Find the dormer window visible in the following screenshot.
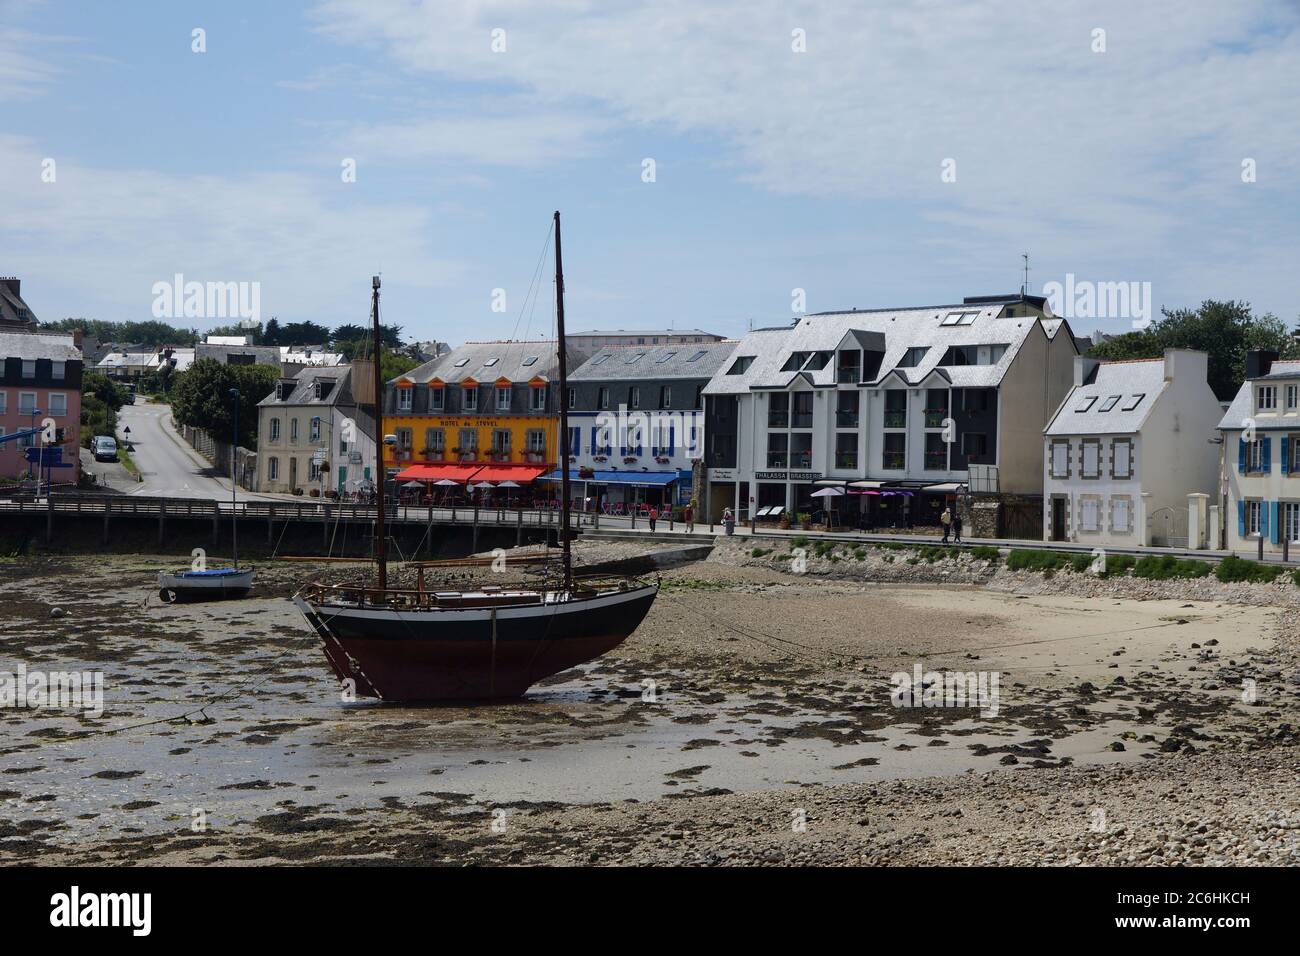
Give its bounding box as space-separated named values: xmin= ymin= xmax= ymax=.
xmin=897 ymin=347 xmax=928 ymax=368
xmin=1287 ymin=384 xmax=1299 ymax=410
xmin=804 ymin=351 xmax=832 ymax=371
xmin=463 ymin=386 xmax=478 ymax=411
xmin=397 ymin=388 xmax=413 ymax=412
xmin=727 ymin=356 xmax=755 ymax=375
xmin=1257 ymin=385 xmax=1277 ymax=412
xmin=781 ymin=351 xmax=811 ymax=372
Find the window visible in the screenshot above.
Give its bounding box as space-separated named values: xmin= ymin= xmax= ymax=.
xmin=496 ymin=386 xmax=512 ymax=411
xmin=805 ymin=351 xmax=832 ymax=370
xmin=1284 ymin=502 xmax=1300 ymax=543
xmin=309 ymin=417 xmax=322 ymax=443
xmin=686 ymin=350 xmax=708 ymax=362
xmin=835 ymin=433 xmax=858 ymax=469
xmin=457 ymin=428 xmax=478 ymax=454
xmin=961 ymin=389 xmax=990 ymax=412
xmin=962 ymin=433 xmax=989 ymax=462
xmin=791 ymin=392 xmax=813 ymax=428
xmin=836 ymin=390 xmax=859 ymax=428
xmin=884 ymin=390 xmax=907 ymax=428
xmin=526 ymin=429 xmax=546 ymax=453
xmin=1075 ymin=396 xmax=1097 ymax=412
xmin=660 ymin=386 xmax=672 ymax=409
xmin=1082 ymin=440 xmax=1100 ymax=477
xmin=521 ymin=356 xmax=538 ymax=367
xmin=629 ymin=386 xmax=640 ymax=409
xmin=567 ymin=387 xmax=576 ymax=410
xmin=453 ymin=358 xmax=470 ymax=367
xmin=1050 ymin=440 xmax=1070 ymax=479
xmin=768 ymin=393 xmax=789 ymax=428
xmin=1245 ymin=500 xmax=1262 ymax=537
xmin=1080 ymin=497 xmax=1101 ymax=532
xmin=924 ymin=432 xmax=946 ymax=471
xmin=270 ymin=418 xmax=281 ymax=442
xmin=51 ymin=361 xmax=65 ymax=381
xmin=492 ymin=429 xmax=512 ymax=457
xmin=790 ymin=432 xmax=812 ymax=468
xmin=591 ymin=355 xmax=612 ymax=366
xmin=397 ymin=388 xmax=413 ymax=411
xmin=1257 ymin=386 xmax=1277 ymax=411
xmin=726 ymin=356 xmax=755 ymax=375
xmin=625 ymin=352 xmax=646 ymax=365
xmin=396 ymin=427 xmax=412 ymax=449
xmin=1247 ymin=439 xmax=1264 ymax=472
xmin=568 ymin=426 xmax=581 ymax=455
xmin=463 ymin=387 xmax=478 ymax=411
xmin=290 ymin=418 xmax=299 ymax=443
xmin=1120 ymin=394 xmax=1145 ymax=412
xmin=18 ymin=391 xmax=37 ymax=415
xmin=430 ymin=387 xmax=445 ymax=411
xmin=1291 ymin=436 xmax=1300 ymax=473
xmin=530 ymin=386 xmax=546 ymax=411
xmin=766 ymin=433 xmax=788 ymax=468
xmin=941 ymin=310 xmax=979 ymax=326
xmin=48 ymin=393 xmax=67 ymax=416
xmin=1288 ymin=385 xmax=1299 ymax=411
xmin=780 ymin=351 xmax=810 ymax=372
xmin=941 ymin=344 xmax=1007 ymax=366
xmin=882 ymin=433 xmax=906 ymax=470
xmin=309 ymin=460 xmax=323 ymax=482
xmin=0 ymin=392 xmax=6 ymax=414
xmin=897 ymin=347 xmax=927 ymax=368
xmin=1112 ymin=497 xmax=1132 ymax=533
xmin=597 ymin=387 xmax=610 ymax=409
xmin=655 ymin=351 xmax=677 ymax=364
xmin=268 ymin=457 xmax=279 ymax=481
xmin=482 ymin=358 xmax=499 ymax=368
xmin=1112 ymin=439 xmax=1132 ymax=479
xmin=1099 ymin=395 xmax=1121 ymax=412
xmin=21 ymin=360 xmax=35 ymax=379
xmin=424 ymin=429 xmax=445 ymax=455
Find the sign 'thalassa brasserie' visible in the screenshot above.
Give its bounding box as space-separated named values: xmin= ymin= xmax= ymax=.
xmin=754 ymin=471 xmax=821 ymax=481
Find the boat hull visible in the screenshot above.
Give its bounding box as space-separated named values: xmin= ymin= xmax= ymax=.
xmin=158 ymin=569 xmax=255 ymax=603
xmin=293 ymin=582 xmax=657 ymax=701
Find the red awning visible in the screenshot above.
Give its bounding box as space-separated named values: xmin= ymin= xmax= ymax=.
xmin=394 ymin=463 xmax=482 ymax=483
xmin=471 ymin=465 xmax=547 ymax=484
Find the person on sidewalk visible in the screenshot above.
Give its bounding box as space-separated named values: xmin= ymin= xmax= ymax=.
xmin=723 ymin=507 xmax=735 ymax=536
xmin=952 ymin=511 xmax=963 ymax=543
xmin=684 ymin=500 xmax=695 ymax=533
xmin=648 ymin=506 xmax=658 ymax=532
xmin=940 ymin=507 xmax=952 ymax=544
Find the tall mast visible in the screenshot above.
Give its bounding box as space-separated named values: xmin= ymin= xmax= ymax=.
xmin=553 ymin=211 xmax=573 ymax=592
xmin=371 ymin=275 xmax=387 ymax=591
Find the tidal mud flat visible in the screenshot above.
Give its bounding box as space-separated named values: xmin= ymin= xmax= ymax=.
xmin=1 ymin=544 xmax=1298 ymax=866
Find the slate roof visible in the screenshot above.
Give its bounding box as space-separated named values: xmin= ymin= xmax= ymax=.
xmin=392 ymin=340 xmax=574 ymax=386
xmin=703 ymin=298 xmax=1068 ymax=396
xmin=258 ymin=365 xmax=354 ymax=408
xmin=1044 ymin=359 xmax=1168 ymax=436
xmin=0 ymin=330 xmax=81 ymax=361
xmin=569 ymin=341 xmax=737 ymax=381
xmin=1218 ymin=360 xmax=1300 ymax=431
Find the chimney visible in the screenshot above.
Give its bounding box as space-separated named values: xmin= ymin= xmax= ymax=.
xmin=1245 ymin=349 xmax=1278 ymax=380
xmin=1073 ymin=355 xmax=1100 ymax=387
xmin=1163 ymin=348 xmax=1207 ymax=383
xmin=71 ymin=329 xmax=83 ymax=349
xmin=0 ymin=277 xmax=19 ymax=297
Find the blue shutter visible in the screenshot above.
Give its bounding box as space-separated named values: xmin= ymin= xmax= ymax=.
xmin=1284 ymin=437 xmax=1292 ymax=476
xmin=1238 ymin=500 xmax=1246 ymax=537
xmin=1260 ymin=500 xmax=1271 ymax=540
xmin=667 ymin=425 xmax=675 ymax=455
xmin=569 ymin=427 xmax=580 ymax=455
xmin=1263 ymin=437 xmax=1272 ymax=471
xmin=1271 ymin=501 xmax=1281 ymax=545
xmin=1238 ymin=438 xmax=1247 ymax=473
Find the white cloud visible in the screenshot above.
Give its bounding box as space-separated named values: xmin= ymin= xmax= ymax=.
xmin=0 ymin=134 xmax=466 ymax=325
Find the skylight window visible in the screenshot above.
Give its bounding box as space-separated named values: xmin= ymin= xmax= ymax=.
xmin=1075 ymin=396 xmax=1097 ymax=412
xmin=521 ymin=356 xmax=538 ymax=366
xmin=1121 ymin=394 xmax=1145 ymax=411
xmin=625 ymin=351 xmax=646 ymax=364
xmin=453 ymin=358 xmax=469 ymax=367
xmin=941 ymin=310 xmax=979 ymax=326
xmin=655 ymin=351 xmax=678 ymax=364
xmin=591 ymin=354 xmax=612 ymax=365
xmin=482 ymin=357 xmax=499 ymax=367
xmin=1099 ymin=395 xmax=1121 ymax=412
xmin=686 ymin=350 xmax=708 ymax=362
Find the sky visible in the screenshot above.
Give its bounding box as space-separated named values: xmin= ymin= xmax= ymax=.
xmin=3 ymin=0 xmax=1299 ymax=343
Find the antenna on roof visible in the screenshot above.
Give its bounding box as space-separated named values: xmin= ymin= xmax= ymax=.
xmin=1021 ymin=253 xmax=1030 ymax=296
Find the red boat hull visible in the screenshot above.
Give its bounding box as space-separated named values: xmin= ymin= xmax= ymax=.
xmin=294 ymin=583 xmax=657 ymax=702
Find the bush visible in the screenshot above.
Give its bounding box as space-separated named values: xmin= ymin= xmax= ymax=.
xmin=917 ymin=545 xmax=959 ymax=563
xmin=1293 ymin=568 xmax=1300 ymax=587
xmin=1006 ymin=549 xmax=1069 ymax=572
xmin=813 ymin=541 xmax=835 ymax=557
xmin=1215 ymin=554 xmax=1284 ymax=584
xmin=1100 ymin=554 xmax=1136 ymax=577
xmin=969 ymin=546 xmax=1000 ymax=563
xmin=790 ymin=536 xmax=809 ymax=549
xmin=852 ymin=547 xmax=866 ymax=560
xmin=1132 ymin=554 xmax=1212 ymax=580
xmin=750 ymin=548 xmax=771 ymax=558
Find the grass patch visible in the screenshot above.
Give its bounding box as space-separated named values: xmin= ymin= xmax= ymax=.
xmin=1131 ymin=554 xmax=1212 ymax=580
xmin=1006 ymin=549 xmax=1070 ymax=572
xmin=968 ymin=545 xmax=1000 ymax=563
xmin=790 ymin=535 xmax=809 ymax=549
xmin=1215 ymin=554 xmax=1284 ymax=584
xmin=116 ymin=446 xmax=140 ymax=476
xmin=916 ymin=545 xmax=959 ymax=563
xmin=750 ymin=548 xmax=771 ymax=558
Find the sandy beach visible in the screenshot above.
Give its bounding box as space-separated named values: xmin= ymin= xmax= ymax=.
xmin=2 ymin=539 xmax=1297 ymax=866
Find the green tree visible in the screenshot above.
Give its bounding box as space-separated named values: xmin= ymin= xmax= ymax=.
xmin=278 ymin=321 xmax=332 ymax=346
xmin=80 ymin=371 xmax=130 ymax=448
xmin=171 ymin=359 xmax=279 ymax=447
xmin=1088 ymin=300 xmax=1300 ymax=400
xmin=48 ymin=318 xmax=197 ymax=347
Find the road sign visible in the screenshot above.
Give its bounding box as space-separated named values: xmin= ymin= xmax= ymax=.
xmin=25 ymin=447 xmax=63 ymax=464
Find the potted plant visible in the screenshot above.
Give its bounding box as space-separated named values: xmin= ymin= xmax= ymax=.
xmin=623 ymin=456 xmax=638 ymax=464
xmin=797 ymin=511 xmax=812 ymax=530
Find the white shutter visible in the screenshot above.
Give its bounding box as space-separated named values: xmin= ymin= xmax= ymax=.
xmin=1113 ymin=441 xmax=1130 ymax=478
xmin=1113 ymin=498 xmax=1130 ymax=532
xmin=1052 ymin=443 xmax=1067 ymax=478
xmin=1083 ymin=444 xmax=1099 ymax=477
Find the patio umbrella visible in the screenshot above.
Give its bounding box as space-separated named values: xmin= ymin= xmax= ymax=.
xmin=496 ymin=480 xmax=522 ymax=488
xmin=811 ymin=486 xmax=846 ymax=498
xmin=401 ymin=481 xmax=425 ymax=488
xmin=434 ymin=478 xmax=459 ymax=487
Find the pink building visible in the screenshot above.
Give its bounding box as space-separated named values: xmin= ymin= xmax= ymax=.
xmin=0 ymin=330 xmax=84 ymax=484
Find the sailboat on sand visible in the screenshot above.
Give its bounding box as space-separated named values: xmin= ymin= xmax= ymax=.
xmin=293 ymin=212 xmax=659 ymax=702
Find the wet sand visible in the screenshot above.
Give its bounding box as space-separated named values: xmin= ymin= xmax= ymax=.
xmin=1 ymin=548 xmax=1297 ymax=865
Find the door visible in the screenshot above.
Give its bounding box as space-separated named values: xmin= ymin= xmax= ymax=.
xmin=289 ymin=457 xmax=298 ymax=491
xmin=1051 ymin=497 xmax=1066 ymax=541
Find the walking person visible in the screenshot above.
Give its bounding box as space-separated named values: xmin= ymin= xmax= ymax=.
xmin=952 ymin=510 xmax=963 ymax=543
xmin=648 ymin=505 xmax=658 ymax=532
xmin=940 ymin=506 xmax=952 ymax=544
xmin=723 ymin=506 xmax=735 ymax=536
xmin=684 ymin=499 xmax=695 ymax=533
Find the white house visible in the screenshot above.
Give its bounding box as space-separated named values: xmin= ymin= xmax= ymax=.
xmin=1219 ymin=350 xmax=1300 ymax=557
xmin=701 ymin=294 xmax=1079 ymax=528
xmin=1042 ymin=350 xmax=1222 ymax=547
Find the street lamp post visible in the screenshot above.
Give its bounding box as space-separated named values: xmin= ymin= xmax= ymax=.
xmin=228 ymin=387 xmax=240 ymax=568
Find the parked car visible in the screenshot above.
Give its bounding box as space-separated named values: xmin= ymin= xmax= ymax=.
xmin=92 ymin=436 xmax=118 ymax=462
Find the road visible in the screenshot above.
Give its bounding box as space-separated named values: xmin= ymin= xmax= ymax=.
xmin=85 ymin=399 xmax=281 ymax=501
